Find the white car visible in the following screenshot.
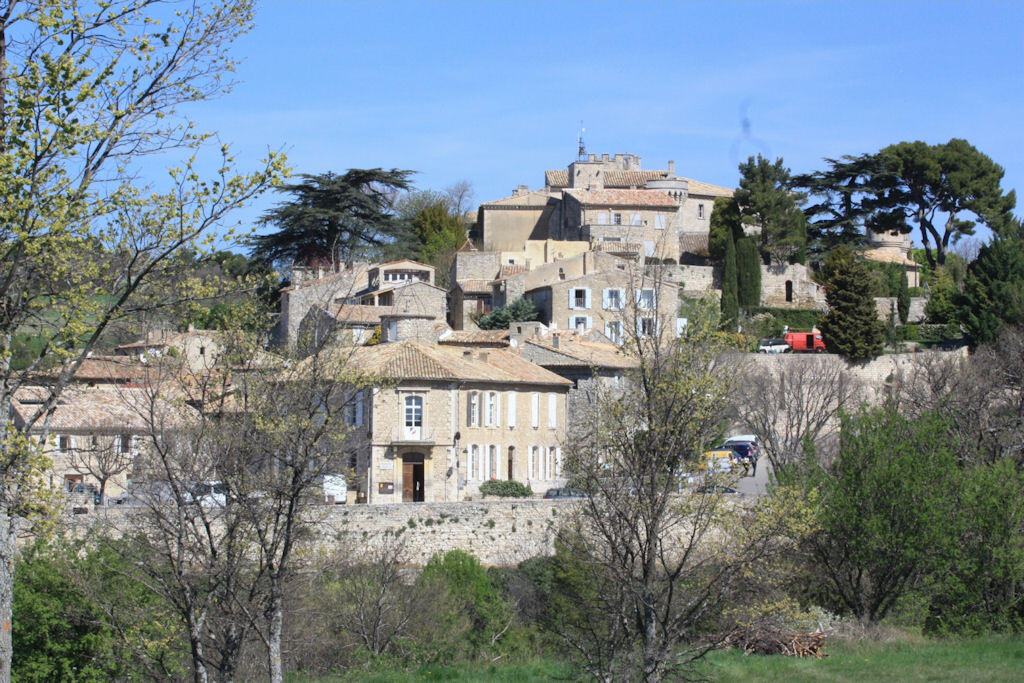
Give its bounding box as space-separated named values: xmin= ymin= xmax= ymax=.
xmin=757 ymin=339 xmax=791 ymax=354
xmin=190 ymin=481 xmax=228 ymax=507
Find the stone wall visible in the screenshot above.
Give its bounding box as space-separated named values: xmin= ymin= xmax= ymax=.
xmin=679 ymin=265 xmax=717 ymax=295
xmin=760 ymin=263 xmax=826 ymax=309
xmin=874 ymin=296 xmax=928 ymax=323
xmin=322 ymin=499 xmax=564 ymax=566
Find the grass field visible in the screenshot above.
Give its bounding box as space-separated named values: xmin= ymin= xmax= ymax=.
xmin=294 ymin=636 xmax=1024 ymax=682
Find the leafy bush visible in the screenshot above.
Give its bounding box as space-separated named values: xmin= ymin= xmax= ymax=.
xmin=748 ymin=307 xmax=821 ymax=331
xmin=476 ymin=297 xmax=539 ymax=330
xmin=479 ymin=480 xmax=532 ymax=498
xmin=897 ymin=324 xmax=961 ymax=343
xmin=908 ymin=286 xmax=924 ymax=297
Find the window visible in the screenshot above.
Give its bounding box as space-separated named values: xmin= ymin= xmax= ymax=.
xmin=118 ymin=434 xmax=132 ymax=454
xmin=637 ymin=289 xmax=656 ymax=310
xmin=467 ymin=391 xmax=480 ymax=427
xmin=547 ymin=447 xmax=556 ymax=477
xmin=485 ymin=391 xmax=500 ymax=427
xmin=404 ymin=395 xmax=423 ymax=439
xmin=785 ymin=280 xmax=793 ymax=303
xmin=603 ymin=288 xmax=624 ymax=310
xmin=488 ymin=445 xmax=498 ymax=480
xmin=387 ymin=320 xmax=398 ymax=341
xmin=654 ymin=214 xmax=666 ymax=229
xmin=556 ymin=447 xmax=563 ymax=476
xmin=531 ymin=393 xmax=539 ymax=429
xmin=644 ymin=241 xmax=655 ymax=257
xmin=548 ymin=395 xmax=557 ymax=429
xmin=569 ymin=287 xmax=590 ymax=310
xmin=612 ymin=213 xmax=623 ymax=225
xmin=596 ymin=212 xmax=608 ymax=225
xmin=469 ymin=444 xmax=480 ymax=480
xmin=528 ymin=445 xmax=538 ymax=479
xmin=638 ymin=316 xmax=657 ymax=337
xmin=630 ymin=213 xmax=642 ymax=226
xmin=199 ymin=346 xmax=206 ymax=356
xmin=697 ymin=203 xmax=705 ymax=219
xmin=58 ymin=435 xmax=71 ymax=452
xmin=507 ymin=392 xmax=516 ymax=428
xmin=570 ymin=315 xmax=591 ymax=331
xmin=605 ymin=321 xmax=623 ymax=345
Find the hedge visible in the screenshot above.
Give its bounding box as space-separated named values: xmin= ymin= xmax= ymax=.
xmin=748 ymin=307 xmax=822 ymax=331
xmin=897 ymin=324 xmax=961 ymax=343
xmin=478 ymin=480 xmax=533 ymax=498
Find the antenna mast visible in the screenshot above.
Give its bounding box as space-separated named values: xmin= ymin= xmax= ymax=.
xmin=577 ymin=121 xmax=586 ymax=161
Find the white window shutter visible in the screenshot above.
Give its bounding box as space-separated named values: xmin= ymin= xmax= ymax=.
xmin=548 ymin=394 xmax=557 ymax=428
xmin=527 ymin=446 xmax=534 ymax=478
xmin=567 ymin=289 xmax=576 ymax=310
xmin=495 ymin=393 xmax=501 ymax=427
xmin=602 ymin=289 xmax=610 ymax=310
xmin=531 ymin=393 xmax=539 ymax=428
xmin=556 ymin=447 xmax=563 ymax=476
xmin=355 ymin=391 xmax=364 ymax=426
xmin=619 ymin=289 xmax=626 ymax=309
xmin=507 ymin=393 xmax=516 ymax=428
xmin=584 ymin=288 xmax=591 ymax=309
xmin=585 ymin=315 xmax=592 ymax=330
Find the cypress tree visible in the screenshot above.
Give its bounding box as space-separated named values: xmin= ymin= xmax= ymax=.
xmin=819 ymin=246 xmax=885 ymax=361
xmin=956 ymin=234 xmax=1024 ymax=345
xmin=720 ymin=234 xmax=739 ymax=331
xmin=736 ymin=237 xmax=762 ymax=309
xmin=896 ymin=268 xmax=910 ymax=324
xmin=708 ymin=197 xmax=743 ymax=261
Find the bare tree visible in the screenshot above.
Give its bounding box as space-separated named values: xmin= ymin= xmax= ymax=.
xmin=732 ymin=356 xmax=862 ymax=472
xmin=558 ymin=304 xmax=789 ymax=680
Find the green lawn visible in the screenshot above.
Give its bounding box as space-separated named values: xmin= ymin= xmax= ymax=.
xmin=294 ymin=637 xmax=1024 ymax=682
xmin=700 ymin=636 xmax=1024 ymax=682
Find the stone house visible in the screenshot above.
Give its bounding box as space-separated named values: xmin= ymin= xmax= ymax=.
xmin=274 ymin=263 xmax=371 ymax=346
xmin=523 ymin=263 xmax=680 ymax=345
xmin=559 ymin=188 xmax=683 ymax=261
xmin=10 ymin=385 xmax=171 ymax=503
xmin=114 ymin=327 xmax=227 ymax=372
xmin=328 ymin=340 xmax=571 ymax=504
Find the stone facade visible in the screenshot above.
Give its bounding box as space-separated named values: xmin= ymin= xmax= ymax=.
xmin=274 ymin=264 xmax=370 ymax=346
xmin=874 ymin=296 xmax=928 ymax=324
xmin=759 ymin=263 xmax=827 ymax=309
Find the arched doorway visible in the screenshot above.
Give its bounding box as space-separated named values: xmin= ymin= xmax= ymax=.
xmin=402 ymin=453 xmax=425 ymax=502
xmin=507 ymin=446 xmax=515 ymax=481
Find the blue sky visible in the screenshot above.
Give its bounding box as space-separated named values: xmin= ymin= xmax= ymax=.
xmin=181 ymin=0 xmax=1024 ymax=245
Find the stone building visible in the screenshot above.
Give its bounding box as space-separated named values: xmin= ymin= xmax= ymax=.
xmin=115 ymin=327 xmax=228 ymax=372
xmin=328 ymin=340 xmax=571 ymax=503
xmin=274 ymin=263 xmax=370 ymax=346
xmin=863 ymin=228 xmax=921 ymax=288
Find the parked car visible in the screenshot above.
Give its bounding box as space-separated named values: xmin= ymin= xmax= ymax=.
xmin=696 ymin=484 xmax=740 ymax=494
xmin=702 ymin=449 xmax=738 ymax=474
xmin=189 ymin=481 xmax=228 ymax=507
xmin=543 ymin=487 xmax=586 ymax=499
xmin=784 ymin=331 xmax=826 ymax=353
xmin=757 ymin=338 xmax=791 ymax=354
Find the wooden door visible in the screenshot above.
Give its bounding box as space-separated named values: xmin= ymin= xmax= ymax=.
xmin=402 ymin=463 xmax=414 ymax=502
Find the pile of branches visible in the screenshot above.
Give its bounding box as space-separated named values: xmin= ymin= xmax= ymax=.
xmin=719 ymin=624 xmax=833 ymax=658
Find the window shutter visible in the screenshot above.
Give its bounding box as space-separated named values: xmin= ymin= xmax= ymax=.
xmin=602 ymin=289 xmax=610 ymax=310
xmin=618 ymin=289 xmax=626 ymax=309
xmin=495 ymin=393 xmax=501 ymax=427
xmin=531 ymin=393 xmax=539 ymax=428
xmin=548 ymin=394 xmax=557 ymax=428
xmin=556 ymin=447 xmax=563 ymax=476
xmin=567 ymin=289 xmax=576 ymax=310
xmin=584 ymin=288 xmax=591 ymax=309
xmin=355 ymin=391 xmax=364 ymax=426
xmin=585 ymin=316 xmax=592 ymax=330
xmin=507 ymin=393 xmax=516 ymax=428
xmin=527 ymin=446 xmax=534 ymax=479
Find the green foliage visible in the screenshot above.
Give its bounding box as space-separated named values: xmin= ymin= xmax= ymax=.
xmin=925 ymin=459 xmax=1024 ymax=635
xmin=924 ymin=266 xmax=959 ymax=324
xmin=819 ymin=246 xmax=885 ymax=361
xmin=804 ymin=407 xmax=960 ymax=624
xmin=956 ymin=234 xmax=1024 ymax=345
xmin=14 ymin=538 xmax=183 ymax=681
xmin=478 ymin=480 xmax=533 ymax=498
xmin=747 ymin=307 xmax=822 ymax=331
xmin=476 ymin=298 xmax=539 ymax=331
xmin=249 ymin=169 xmax=415 ymax=267
xmin=735 ymin=155 xmax=807 ymax=266
xmin=412 ymin=201 xmax=466 ymax=287
xmin=422 ymin=550 xmax=515 ymax=653
xmin=708 ymin=197 xmax=743 ymax=261
xmin=720 ymin=233 xmax=739 ymax=331
xmin=735 ymin=236 xmax=762 ymax=309
xmin=895 ymin=323 xmax=960 ymax=343
xmin=896 ymin=267 xmax=910 ymax=324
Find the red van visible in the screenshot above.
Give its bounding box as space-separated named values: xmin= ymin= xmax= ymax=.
xmin=784 ymin=331 xmax=826 ymax=353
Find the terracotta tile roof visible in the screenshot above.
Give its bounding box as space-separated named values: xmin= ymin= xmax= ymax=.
xmin=523 ymin=338 xmax=639 ymax=370
xmin=564 ymin=188 xmax=678 ymax=208
xmin=438 ymin=330 xmax=511 ymax=347
xmin=11 ymin=385 xmax=183 ymax=433
xmin=497 ymin=264 xmax=526 ymax=279
xmin=279 ymin=263 xmax=370 ymax=293
xmin=371 ymin=259 xmax=435 ymax=270
xmin=545 ymin=169 xmax=734 ymax=197
xmin=334 ymin=341 xmax=570 ymax=387
xmin=326 ymin=303 xmax=395 ymax=325
xmin=480 ymin=189 xmax=555 ymax=207
xmin=457 ymin=280 xmax=494 ymax=295
xmin=115 ymin=329 xmax=223 ymax=352
xmin=681 ymin=178 xmax=734 ymax=198
xmin=863 ymin=248 xmax=919 ymax=267
xmin=679 ymin=232 xmax=710 ymax=256
xmin=35 ymin=355 xmax=155 ymax=383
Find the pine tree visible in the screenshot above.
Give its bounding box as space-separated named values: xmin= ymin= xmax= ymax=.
xmin=956 ymin=234 xmax=1024 ymax=345
xmin=720 ymin=235 xmax=739 ymax=331
xmin=736 ymin=237 xmax=762 ymax=309
xmin=819 ymin=246 xmax=885 ymax=361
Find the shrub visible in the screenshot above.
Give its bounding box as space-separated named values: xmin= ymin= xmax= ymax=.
xmin=479 ymin=480 xmax=532 ymax=498
xmin=422 ymin=550 xmax=515 ymax=653
xmin=748 ymin=307 xmax=821 ymax=331
xmin=736 ymin=236 xmax=762 ymax=309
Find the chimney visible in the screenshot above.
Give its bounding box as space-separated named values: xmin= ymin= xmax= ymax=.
xmin=553 ymin=335 xmax=560 ymax=349
xmin=602 ymin=153 xmax=609 ymax=161
xmin=668 ymin=160 xmax=675 ymax=176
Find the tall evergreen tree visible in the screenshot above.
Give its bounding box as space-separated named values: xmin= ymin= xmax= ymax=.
xmin=735 ymin=237 xmax=762 ymax=309
xmin=896 ymin=268 xmax=910 ymax=325
xmin=819 ymin=246 xmax=885 ymax=361
xmin=249 ymin=169 xmax=414 ymax=268
xmin=956 ymin=232 xmax=1024 ymax=345
xmin=411 ymin=201 xmax=466 ymax=288
xmin=735 ymin=155 xmax=807 ymax=266
xmin=708 ymin=197 xmax=743 ymax=261
xmin=720 ymin=235 xmax=739 ymax=331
